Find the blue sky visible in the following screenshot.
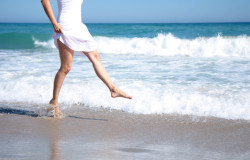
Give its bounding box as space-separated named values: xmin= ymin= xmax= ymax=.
xmin=0 ymin=0 xmax=250 ymax=23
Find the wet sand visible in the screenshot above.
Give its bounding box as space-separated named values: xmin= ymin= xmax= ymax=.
xmin=0 ymin=107 xmax=249 ymax=160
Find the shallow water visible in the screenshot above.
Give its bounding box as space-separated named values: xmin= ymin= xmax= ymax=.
xmin=0 ymin=23 xmax=250 ymax=120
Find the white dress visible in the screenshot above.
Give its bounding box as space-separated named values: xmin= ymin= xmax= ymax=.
xmin=53 ymin=0 xmax=97 ymax=52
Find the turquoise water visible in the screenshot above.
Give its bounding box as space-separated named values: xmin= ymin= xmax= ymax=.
xmin=0 ymin=23 xmax=250 ymax=120
xmin=1 ymin=22 xmax=250 ymax=49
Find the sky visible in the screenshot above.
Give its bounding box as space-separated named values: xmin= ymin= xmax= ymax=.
xmin=0 ymin=0 xmax=250 ymax=23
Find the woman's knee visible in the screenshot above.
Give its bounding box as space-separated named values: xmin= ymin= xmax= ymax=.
xmin=84 ymin=50 xmax=100 ymax=62
xmin=59 ymin=64 xmax=71 ymax=74
xmin=93 ymin=51 xmax=100 ymax=61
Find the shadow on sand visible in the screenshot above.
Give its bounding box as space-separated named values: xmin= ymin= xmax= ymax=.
xmin=67 ymin=115 xmax=108 ymax=121
xmin=0 ymin=107 xmax=39 ymax=117
xmin=0 ymin=107 xmax=108 ymax=121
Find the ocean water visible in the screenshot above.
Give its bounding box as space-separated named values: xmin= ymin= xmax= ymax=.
xmin=0 ymin=23 xmax=250 ymax=120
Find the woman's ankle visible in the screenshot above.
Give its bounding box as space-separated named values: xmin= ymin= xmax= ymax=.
xmin=49 ymin=98 xmax=58 ymax=106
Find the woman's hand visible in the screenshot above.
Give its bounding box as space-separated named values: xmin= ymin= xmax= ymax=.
xmin=53 ymin=22 xmax=63 ymax=33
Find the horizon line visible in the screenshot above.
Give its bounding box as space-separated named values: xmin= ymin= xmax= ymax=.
xmin=0 ymin=21 xmax=250 ymax=24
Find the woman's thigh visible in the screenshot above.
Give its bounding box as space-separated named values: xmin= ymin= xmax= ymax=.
xmin=57 ymin=39 xmax=74 ymax=67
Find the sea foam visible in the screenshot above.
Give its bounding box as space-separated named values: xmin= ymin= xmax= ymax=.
xmin=0 ymin=77 xmax=250 ymax=120
xmin=32 ymin=36 xmax=56 ymax=49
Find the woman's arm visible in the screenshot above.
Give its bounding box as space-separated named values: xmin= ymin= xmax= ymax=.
xmin=41 ymin=0 xmax=62 ymax=33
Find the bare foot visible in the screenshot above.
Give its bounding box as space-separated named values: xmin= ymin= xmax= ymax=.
xmin=111 ymin=88 xmax=132 ymax=99
xmin=48 ymin=100 xmax=63 ymax=118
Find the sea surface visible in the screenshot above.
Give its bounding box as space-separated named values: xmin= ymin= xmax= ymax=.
xmin=0 ymin=23 xmax=250 ymax=121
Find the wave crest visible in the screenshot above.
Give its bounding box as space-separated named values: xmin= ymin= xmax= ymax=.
xmin=32 ymin=36 xmax=56 ymax=49
xmin=96 ymin=33 xmax=250 ymax=57
xmin=32 ymin=33 xmax=250 ymax=57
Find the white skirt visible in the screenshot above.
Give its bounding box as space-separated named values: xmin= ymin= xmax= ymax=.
xmin=52 ymin=23 xmax=97 ymax=52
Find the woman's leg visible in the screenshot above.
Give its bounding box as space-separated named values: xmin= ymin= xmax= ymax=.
xmin=83 ymin=50 xmax=132 ymax=99
xmin=49 ymin=40 xmax=74 ymax=114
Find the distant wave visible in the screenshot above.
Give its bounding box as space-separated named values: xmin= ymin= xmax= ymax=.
xmin=32 ymin=36 xmax=55 ymax=49
xmin=1 ymin=32 xmax=249 ymax=57
xmin=32 ymin=33 xmax=250 ymax=57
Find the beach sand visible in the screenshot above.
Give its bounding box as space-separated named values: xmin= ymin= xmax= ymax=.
xmin=0 ymin=106 xmax=249 ymax=160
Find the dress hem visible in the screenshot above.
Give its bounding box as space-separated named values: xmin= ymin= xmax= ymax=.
xmin=52 ymin=32 xmax=97 ymax=53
